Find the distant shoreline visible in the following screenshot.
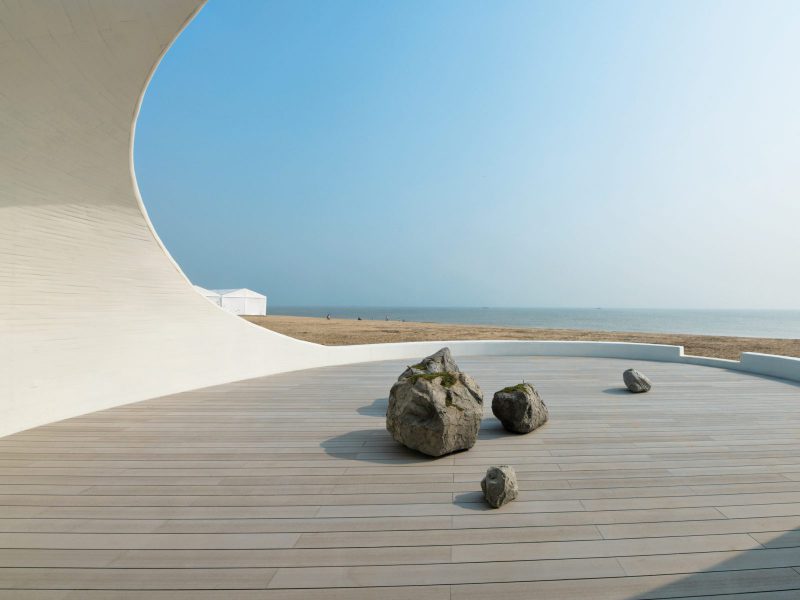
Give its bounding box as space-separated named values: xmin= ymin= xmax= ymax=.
xmin=266 ymin=306 xmax=800 ymax=339
xmin=244 ymin=315 xmax=800 ymax=361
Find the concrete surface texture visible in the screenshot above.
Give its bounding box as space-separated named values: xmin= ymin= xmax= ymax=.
xmin=0 ymin=0 xmax=321 ymax=436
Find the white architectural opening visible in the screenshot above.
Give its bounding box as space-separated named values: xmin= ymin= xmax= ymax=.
xmin=3 ymin=0 xmax=799 ymax=440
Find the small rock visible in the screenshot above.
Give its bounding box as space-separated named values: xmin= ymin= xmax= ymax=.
xmin=398 ymin=347 xmax=460 ymax=380
xmin=387 ymin=370 xmax=483 ymax=457
xmin=492 ymin=382 xmax=548 ymax=434
xmin=481 ymin=465 xmax=518 ymax=508
xmin=623 ymin=368 xmax=652 ymax=393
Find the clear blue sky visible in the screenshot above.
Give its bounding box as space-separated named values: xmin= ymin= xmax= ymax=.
xmin=135 ymin=0 xmax=800 ymax=309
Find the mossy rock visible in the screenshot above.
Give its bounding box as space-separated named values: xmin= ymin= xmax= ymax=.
xmin=407 ymin=372 xmax=458 ymax=388
xmin=492 ymin=382 xmax=548 ymax=434
xmin=387 ymin=370 xmax=484 ymax=457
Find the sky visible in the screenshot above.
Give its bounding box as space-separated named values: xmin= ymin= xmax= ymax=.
xmin=135 ymin=0 xmax=800 ymax=309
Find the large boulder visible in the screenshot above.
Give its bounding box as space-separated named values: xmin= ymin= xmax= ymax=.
xmin=492 ymin=383 xmax=548 ymax=434
xmin=481 ymin=465 xmax=519 ymax=508
xmin=387 ymin=371 xmax=483 ymax=457
xmin=398 ymin=347 xmax=460 ymax=380
xmin=623 ymin=368 xmax=652 ymax=393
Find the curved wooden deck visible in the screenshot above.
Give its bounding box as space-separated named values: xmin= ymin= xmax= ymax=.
xmin=1 ymin=356 xmax=800 ymax=599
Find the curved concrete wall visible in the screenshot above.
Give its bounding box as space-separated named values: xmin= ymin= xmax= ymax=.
xmin=0 ymin=0 xmax=322 ymax=435
xmin=2 ymin=2 xmax=798 ymax=438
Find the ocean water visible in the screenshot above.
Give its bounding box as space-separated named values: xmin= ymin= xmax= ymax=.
xmin=269 ymin=306 xmax=800 ymax=339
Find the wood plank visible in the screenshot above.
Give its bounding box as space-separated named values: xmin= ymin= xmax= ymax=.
xmin=451 ymin=569 xmax=800 ymax=599
xmin=266 ymin=556 xmax=626 ymax=588
xmin=1 ymin=355 xmax=799 ymax=598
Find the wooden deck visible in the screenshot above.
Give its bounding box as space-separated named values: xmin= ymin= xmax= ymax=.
xmin=1 ymin=355 xmax=800 ymax=599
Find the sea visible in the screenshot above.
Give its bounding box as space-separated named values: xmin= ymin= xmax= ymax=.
xmin=268 ymin=307 xmax=800 ymax=339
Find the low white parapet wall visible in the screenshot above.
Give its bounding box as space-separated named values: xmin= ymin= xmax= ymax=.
xmin=314 ymin=339 xmax=800 ymax=386
xmin=322 ymin=340 xmax=685 ymax=366
xmin=674 ymin=349 xmax=800 ymax=382
xmin=737 ymin=352 xmax=800 ymax=382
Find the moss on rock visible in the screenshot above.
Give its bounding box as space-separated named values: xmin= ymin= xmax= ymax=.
xmin=408 ymin=372 xmax=458 ymax=388
xmin=500 ymin=382 xmax=530 ymax=394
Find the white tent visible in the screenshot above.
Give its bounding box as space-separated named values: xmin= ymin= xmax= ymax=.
xmin=193 ymin=286 xmax=222 ymax=307
xmin=213 ymin=288 xmax=267 ymax=316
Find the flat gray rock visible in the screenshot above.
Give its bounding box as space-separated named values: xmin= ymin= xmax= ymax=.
xmin=492 ymin=382 xmax=548 ymax=434
xmin=623 ymin=368 xmax=652 ymax=393
xmin=398 ymin=347 xmax=460 ymax=380
xmin=481 ymin=465 xmax=519 ymax=508
xmin=387 ymin=371 xmax=483 ymax=457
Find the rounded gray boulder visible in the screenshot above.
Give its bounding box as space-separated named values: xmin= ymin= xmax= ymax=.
xmin=492 ymin=382 xmax=548 ymax=433
xmin=623 ymin=368 xmax=652 ymax=393
xmin=481 ymin=465 xmax=519 ymax=508
xmin=387 ymin=371 xmax=483 ymax=457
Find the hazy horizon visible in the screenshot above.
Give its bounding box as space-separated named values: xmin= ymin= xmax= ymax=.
xmin=269 ymin=304 xmax=800 ymax=311
xmin=137 ymin=0 xmax=800 ymax=310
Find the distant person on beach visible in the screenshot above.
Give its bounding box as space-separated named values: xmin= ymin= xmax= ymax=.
xmin=326 ymin=313 xmax=330 ymax=320
xmin=385 ymin=315 xmax=389 ymax=321
xmin=357 ymin=316 xmax=362 ymax=320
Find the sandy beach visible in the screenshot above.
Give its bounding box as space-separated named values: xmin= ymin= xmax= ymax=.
xmin=244 ymin=315 xmax=800 ymax=360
